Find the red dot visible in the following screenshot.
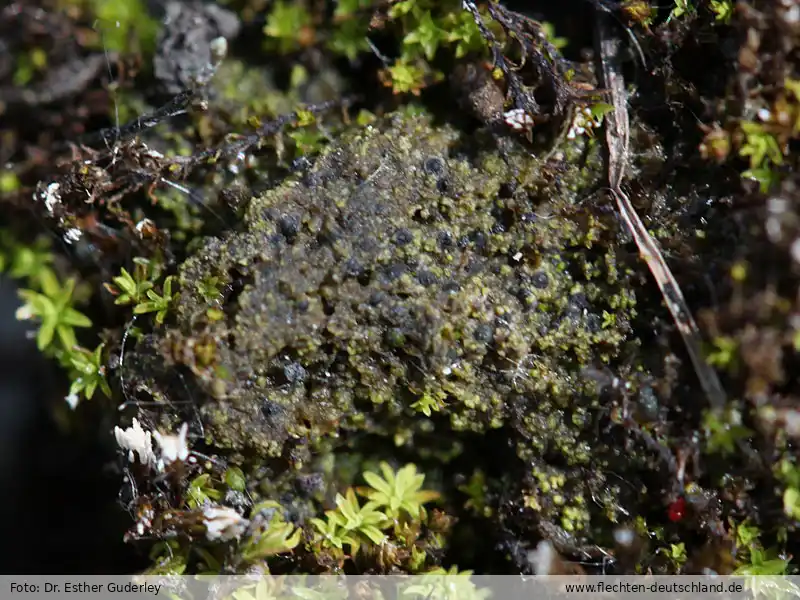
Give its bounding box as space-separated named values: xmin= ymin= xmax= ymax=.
xmin=667 ymin=497 xmax=686 ymax=522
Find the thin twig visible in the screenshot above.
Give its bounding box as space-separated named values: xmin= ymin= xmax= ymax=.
xmin=82 ymin=89 xmax=196 ymax=149
xmin=78 ymin=37 xmax=229 ymax=149
xmin=593 ymin=12 xmax=727 ymax=410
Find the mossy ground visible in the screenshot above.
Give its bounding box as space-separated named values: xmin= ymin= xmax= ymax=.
xmin=2 ymin=0 xmax=800 ymax=576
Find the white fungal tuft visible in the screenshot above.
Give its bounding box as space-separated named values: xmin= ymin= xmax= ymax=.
xmin=153 ymin=422 xmax=190 ymax=468
xmin=36 ymin=182 xmax=62 ymax=215
xmin=63 ymin=228 xmax=82 ymax=244
xmin=567 ymin=106 xmax=601 ymax=141
xmin=65 ymin=392 xmax=80 ymax=410
xmin=504 ymin=108 xmax=534 ymax=131
xmin=114 ymin=418 xmax=156 ymax=467
xmin=203 ymin=506 xmax=250 ymax=541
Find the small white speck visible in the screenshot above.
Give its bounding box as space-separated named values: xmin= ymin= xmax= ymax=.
xmin=783 ymin=409 xmax=800 ymax=437
xmin=63 ymin=228 xmax=82 ymax=244
xmin=140 ymin=143 xmax=164 ymax=160
xmin=791 ymin=238 xmax=800 ymax=264
xmin=566 ymin=105 xmax=602 ymax=141
xmin=757 ymin=108 xmax=772 ymax=122
xmin=442 ymin=366 xmax=452 ymax=376
xmin=65 ymin=392 xmax=80 ymax=410
xmin=528 ymin=541 xmax=555 ymax=575
xmin=512 ymin=251 xmax=523 ymax=262
xmin=210 ymin=37 xmax=228 ymax=65
xmin=36 ymin=182 xmax=62 ymax=215
xmin=15 ymin=304 xmax=33 ymax=321
xmin=153 ymin=422 xmax=190 ymax=468
xmin=614 ymin=527 xmax=635 ymax=547
xmin=135 ymin=218 xmax=154 ymax=234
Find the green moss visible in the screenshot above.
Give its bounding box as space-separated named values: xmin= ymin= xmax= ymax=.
xmin=264 ymin=1 xmax=314 ymax=54
xmin=777 ymin=459 xmax=800 ymax=520
xmin=669 ymin=0 xmax=695 ymax=20
xmin=710 ymin=0 xmax=733 ymax=23
xmin=702 ymin=407 xmax=752 ymax=455
xmin=79 ymin=0 xmax=159 ymax=55
xmin=0 ymin=172 xmax=20 ymax=194
xmin=13 ymin=47 xmax=47 ymax=86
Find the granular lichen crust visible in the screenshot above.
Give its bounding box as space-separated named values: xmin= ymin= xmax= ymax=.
xmin=117 ymin=108 xmax=663 ymax=564
xmin=128 ymin=109 xmax=648 ymax=549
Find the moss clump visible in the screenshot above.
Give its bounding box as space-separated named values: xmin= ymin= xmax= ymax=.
xmin=128 ymin=108 xmax=629 ymax=447
xmin=113 ymin=105 xmax=677 ymax=572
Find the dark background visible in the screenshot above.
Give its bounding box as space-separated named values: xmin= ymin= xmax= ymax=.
xmin=0 ymin=275 xmax=140 ymax=573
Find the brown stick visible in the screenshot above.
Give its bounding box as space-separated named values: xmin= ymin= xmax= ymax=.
xmin=593 ymin=12 xmax=727 ymax=410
